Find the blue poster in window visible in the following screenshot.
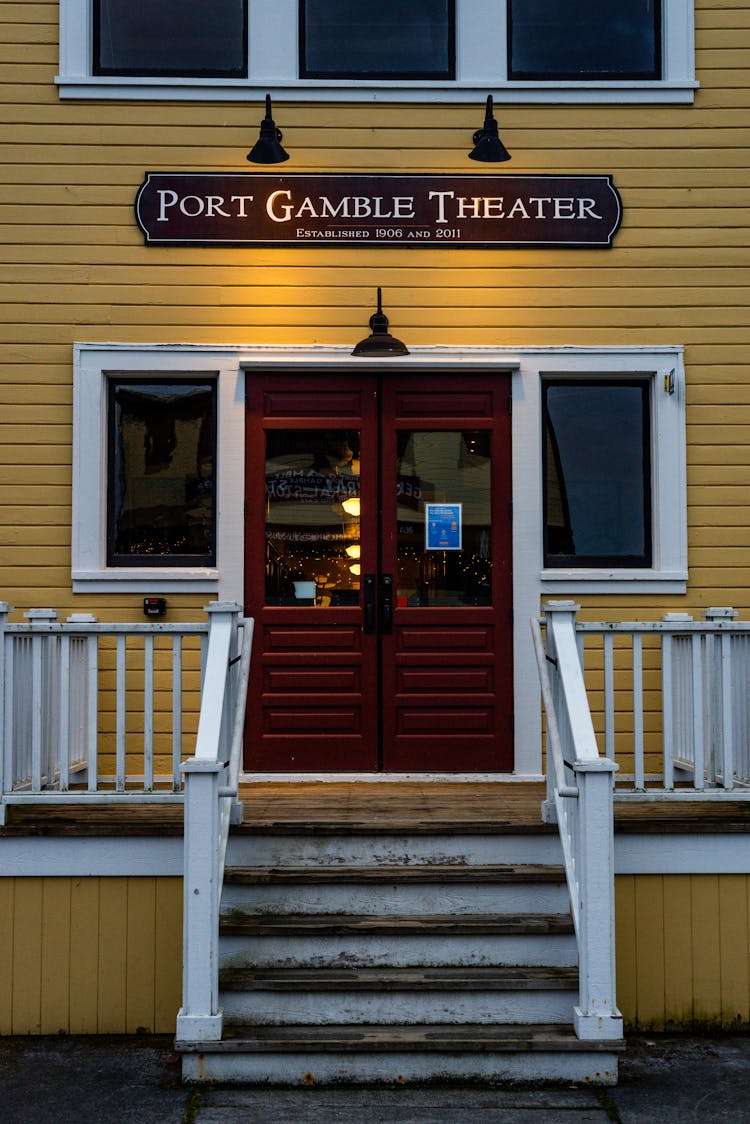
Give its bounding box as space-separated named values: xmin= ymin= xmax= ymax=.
xmin=425 ymin=503 xmax=462 ymax=551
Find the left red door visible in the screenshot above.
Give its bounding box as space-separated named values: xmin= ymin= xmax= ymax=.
xmin=244 ymin=373 xmax=380 ymax=770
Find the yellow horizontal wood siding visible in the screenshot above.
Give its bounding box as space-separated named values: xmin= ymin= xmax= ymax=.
xmin=0 ymin=1 xmax=748 ymax=622
xmin=615 ymin=874 xmax=750 ymax=1030
xmin=0 ymin=878 xmax=182 ymax=1034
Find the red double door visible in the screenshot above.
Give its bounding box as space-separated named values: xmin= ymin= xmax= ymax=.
xmin=244 ymin=371 xmax=512 ymax=772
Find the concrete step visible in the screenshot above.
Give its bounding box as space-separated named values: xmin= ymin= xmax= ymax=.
xmin=178 ymin=1023 xmax=623 ymax=1085
xmin=221 ymin=863 xmax=570 ymax=916
xmin=219 ymin=965 xmax=579 ymax=1026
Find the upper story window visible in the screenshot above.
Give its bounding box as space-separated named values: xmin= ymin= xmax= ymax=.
xmin=301 ymin=0 xmax=454 ymax=79
xmin=509 ymin=1 xmax=660 ymax=81
xmin=94 ymin=0 xmax=247 ymax=78
xmin=58 ymin=0 xmax=696 ymax=103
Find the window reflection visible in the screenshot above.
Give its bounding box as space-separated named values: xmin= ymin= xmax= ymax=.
xmin=108 ymin=379 xmax=216 ymax=565
xmin=543 ymin=380 xmax=651 ymax=567
xmin=302 ymin=0 xmax=453 ymax=78
xmin=95 ymin=0 xmax=246 ymax=77
xmin=265 ymin=430 xmax=361 ymax=606
xmin=396 ymin=430 xmax=492 ymax=607
xmin=509 ymin=0 xmax=659 ymax=80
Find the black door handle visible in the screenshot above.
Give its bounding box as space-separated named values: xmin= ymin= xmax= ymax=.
xmin=380 ymin=573 xmax=393 ymax=634
xmin=363 ymin=573 xmax=376 ymax=634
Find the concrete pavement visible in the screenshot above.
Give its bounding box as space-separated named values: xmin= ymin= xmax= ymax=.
xmin=0 ymin=1034 xmax=749 ymax=1122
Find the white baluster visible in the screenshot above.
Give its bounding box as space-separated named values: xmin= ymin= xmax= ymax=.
xmin=144 ymin=634 xmax=154 ymax=792
xmin=633 ymin=633 xmax=644 ymax=791
xmin=703 ymin=608 xmax=738 ymax=790
xmin=0 ymin=602 xmax=13 ymax=824
xmin=172 ymin=635 xmax=183 ymax=791
xmin=25 ymin=610 xmax=58 ymax=793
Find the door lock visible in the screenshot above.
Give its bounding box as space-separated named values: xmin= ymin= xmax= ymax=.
xmin=380 ymin=573 xmax=393 ymax=635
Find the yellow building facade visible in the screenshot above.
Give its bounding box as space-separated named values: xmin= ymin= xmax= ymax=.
xmin=1 ymin=1 xmax=750 ymax=1040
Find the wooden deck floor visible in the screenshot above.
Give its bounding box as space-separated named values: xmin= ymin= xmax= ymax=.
xmin=3 ymin=781 xmax=750 ymax=835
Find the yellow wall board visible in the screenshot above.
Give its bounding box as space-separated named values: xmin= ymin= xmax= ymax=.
xmin=615 ymin=874 xmax=750 ymax=1031
xmin=0 ymin=878 xmax=182 ymax=1036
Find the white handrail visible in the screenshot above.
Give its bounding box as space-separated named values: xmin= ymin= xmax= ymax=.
xmin=534 ymin=601 xmax=622 ymax=1044
xmin=177 ymin=603 xmax=254 ymax=1045
xmin=530 ymin=617 xmax=578 ymax=802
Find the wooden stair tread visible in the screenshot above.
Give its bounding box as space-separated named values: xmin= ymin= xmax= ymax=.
xmin=219 ymin=965 xmax=579 ymax=991
xmin=178 ymin=1023 xmax=623 ymax=1054
xmin=219 ymin=912 xmax=575 ymax=936
xmin=232 ymin=820 xmax=557 ymax=836
xmin=224 ymin=862 xmax=566 ymax=884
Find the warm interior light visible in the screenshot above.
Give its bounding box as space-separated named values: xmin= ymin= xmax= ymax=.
xmin=345 ymin=544 xmax=361 ymax=559
xmin=349 ymin=563 xmax=361 ymax=576
xmin=341 ymin=497 xmax=361 ymax=516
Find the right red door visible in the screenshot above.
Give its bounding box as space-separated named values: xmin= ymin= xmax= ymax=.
xmin=378 ymin=373 xmax=513 ymax=771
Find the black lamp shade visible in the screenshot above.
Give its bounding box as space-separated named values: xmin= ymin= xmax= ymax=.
xmin=469 ymin=95 xmax=511 ymax=163
xmin=352 ymin=289 xmax=409 ymax=357
xmin=247 ymin=94 xmax=289 ymax=164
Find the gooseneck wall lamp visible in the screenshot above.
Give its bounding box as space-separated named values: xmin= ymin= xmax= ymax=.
xmin=469 ymin=95 xmax=511 ymax=163
xmin=247 ymin=94 xmax=289 ymax=164
xmin=352 ymin=289 xmax=409 ymax=357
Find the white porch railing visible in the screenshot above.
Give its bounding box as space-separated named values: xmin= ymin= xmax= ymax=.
xmin=576 ymin=606 xmax=750 ymax=798
xmin=531 ymin=601 xmax=622 ymax=1043
xmin=0 ymin=601 xmax=217 ymax=822
xmin=1 ymin=597 xmax=255 ymax=1045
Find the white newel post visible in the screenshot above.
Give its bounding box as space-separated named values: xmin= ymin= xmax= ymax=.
xmin=574 ymin=758 xmax=623 ymax=1041
xmin=177 ymin=758 xmax=224 ymax=1042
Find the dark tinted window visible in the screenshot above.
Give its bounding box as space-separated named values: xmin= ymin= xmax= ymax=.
xmin=509 ymin=0 xmax=660 ymax=80
xmin=543 ymin=381 xmax=651 ymax=568
xmin=302 ymin=0 xmax=454 ymax=78
xmin=95 ymin=0 xmax=247 ymax=77
xmin=108 ymin=380 xmax=216 ymax=566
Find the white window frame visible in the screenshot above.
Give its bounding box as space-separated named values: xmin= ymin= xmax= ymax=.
xmin=521 ymin=349 xmax=688 ymax=594
xmin=58 ymin=0 xmax=697 ymax=103
xmin=72 ymin=344 xmax=245 ymax=594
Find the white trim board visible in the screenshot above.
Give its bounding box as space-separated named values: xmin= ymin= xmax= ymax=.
xmin=1 ymin=831 xmax=747 ymax=878
xmin=240 ymin=772 xmax=546 ymax=783
xmin=0 ymin=835 xmax=183 ymax=877
xmin=57 ymin=0 xmax=696 ymax=104
xmin=615 ymin=834 xmax=750 ymax=875
xmin=72 ymin=343 xmax=688 ymax=777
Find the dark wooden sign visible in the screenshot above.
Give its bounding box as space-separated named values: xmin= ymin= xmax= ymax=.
xmin=135 ymin=173 xmax=621 ymax=249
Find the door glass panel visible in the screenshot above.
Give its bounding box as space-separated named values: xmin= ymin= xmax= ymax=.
xmin=396 ymin=430 xmax=492 ymax=607
xmin=265 ymin=429 xmax=361 ymax=606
